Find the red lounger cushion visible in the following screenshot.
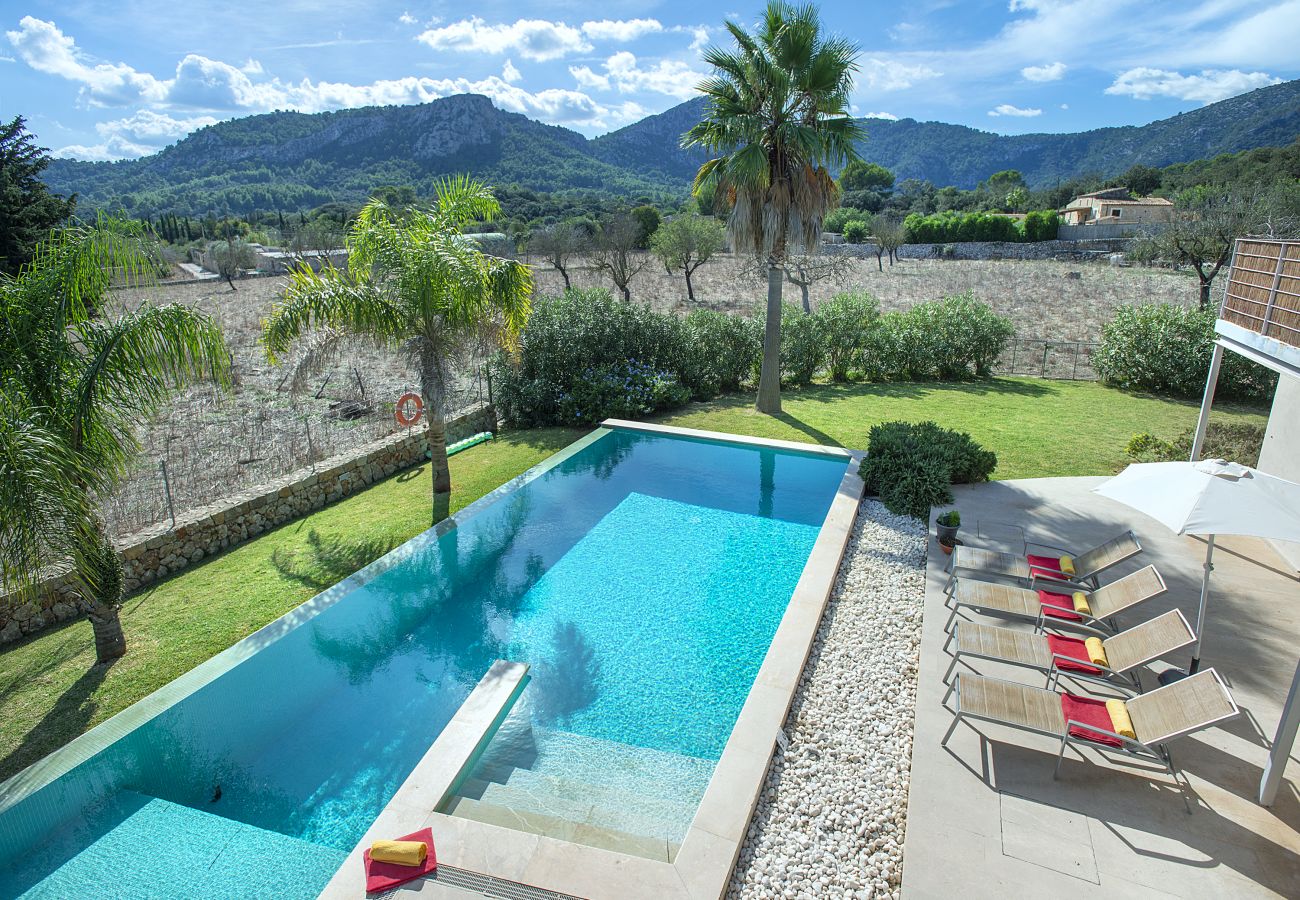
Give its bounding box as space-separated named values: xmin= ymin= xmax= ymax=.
xmin=364 ymin=828 xmax=437 ymax=893
xmin=1027 ymin=554 xmax=1069 ymax=580
xmin=1061 ymin=694 xmax=1123 ymax=747
xmin=1037 ymin=590 xmax=1083 ymax=622
xmin=1046 ymin=635 xmax=1101 ymax=673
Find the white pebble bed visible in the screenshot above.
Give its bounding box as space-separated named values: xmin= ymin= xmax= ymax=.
xmin=727 ymin=500 xmax=927 ymax=900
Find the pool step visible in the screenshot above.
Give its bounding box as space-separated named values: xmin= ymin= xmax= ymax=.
xmin=0 ymin=791 xmax=346 ymax=900
xmin=451 ymin=727 xmax=714 ymax=852
xmin=442 ymin=795 xmax=681 ymax=863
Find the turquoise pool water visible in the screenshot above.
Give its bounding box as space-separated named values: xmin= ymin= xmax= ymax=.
xmin=0 ymin=427 xmax=847 ymax=898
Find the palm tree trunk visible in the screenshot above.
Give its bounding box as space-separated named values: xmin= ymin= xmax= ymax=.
xmin=756 ymin=261 xmax=783 ymax=414
xmin=82 ymin=523 xmax=127 ymax=663
xmin=425 ymin=408 xmax=452 ymax=524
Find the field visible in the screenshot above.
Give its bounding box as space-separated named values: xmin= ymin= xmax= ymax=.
xmin=0 ymin=377 xmax=1267 ymax=783
xmin=102 ymin=254 xmax=1199 ymax=538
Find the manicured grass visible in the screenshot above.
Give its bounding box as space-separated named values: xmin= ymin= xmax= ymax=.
xmin=655 ymin=377 xmax=1268 ymax=479
xmin=0 ymin=378 xmax=1268 ymax=781
xmin=0 ymin=428 xmax=581 ymax=782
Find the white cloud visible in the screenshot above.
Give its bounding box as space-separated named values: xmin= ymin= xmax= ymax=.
xmin=95 ymin=109 xmax=218 ymax=143
xmin=417 ymin=17 xmax=590 ymax=62
xmin=580 ymin=19 xmax=663 ymax=42
xmin=859 ymin=58 xmax=942 ymax=91
xmin=56 ymin=135 xmax=153 ymax=161
xmin=241 ymin=58 xmax=263 ymax=76
xmin=6 ymin=16 xmax=165 ymax=106
xmin=1021 ymin=61 xmax=1066 ymax=82
xmin=168 ymin=54 xmax=283 ymax=110
xmin=862 ymin=111 xmax=899 ymax=120
xmin=988 ymin=103 xmax=1042 ymax=117
xmin=1105 ymin=66 xmax=1281 ymax=103
xmin=680 ymin=25 xmax=712 ymax=52
xmin=0 ymin=55 xmax=14 ymax=63
xmin=575 ymin=52 xmax=705 ymax=100
xmin=399 ymin=11 xmax=417 ymax=26
xmin=502 ymin=59 xmax=521 ymax=84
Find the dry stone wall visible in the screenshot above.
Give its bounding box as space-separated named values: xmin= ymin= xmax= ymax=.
xmin=0 ymin=403 xmax=496 ymax=646
xmin=829 ymin=238 xmax=1132 ymax=262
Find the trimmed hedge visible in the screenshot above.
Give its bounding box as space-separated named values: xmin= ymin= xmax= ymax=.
xmin=859 ymin=421 xmax=998 ymax=519
xmin=1093 ymin=304 xmax=1277 ymax=401
xmin=902 ymin=209 xmax=1060 ymax=244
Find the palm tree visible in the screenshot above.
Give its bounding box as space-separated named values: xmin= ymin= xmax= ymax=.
xmin=684 ymin=2 xmax=863 ymax=414
xmin=263 ymin=177 xmax=532 ymax=524
xmin=0 ymin=220 xmax=231 ymax=663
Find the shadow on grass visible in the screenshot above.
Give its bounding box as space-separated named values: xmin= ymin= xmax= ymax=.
xmin=772 ymin=411 xmax=842 ymax=446
xmin=0 ymin=658 xmax=116 ymax=783
xmin=269 ymin=529 xmax=400 ymax=592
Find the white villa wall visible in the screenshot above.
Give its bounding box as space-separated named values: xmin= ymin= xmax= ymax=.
xmin=1258 ymin=375 xmax=1300 ymax=573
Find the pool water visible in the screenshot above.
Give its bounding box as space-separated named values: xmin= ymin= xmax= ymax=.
xmin=0 ymin=427 xmax=847 ymax=898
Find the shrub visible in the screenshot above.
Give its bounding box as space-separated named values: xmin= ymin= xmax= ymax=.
xmin=493 ymin=288 xmax=694 ymax=427
xmin=1023 ymin=210 xmax=1059 ymax=241
xmin=778 ymin=302 xmax=826 ymax=385
xmin=842 ymin=220 xmax=870 ymax=244
xmin=556 ymin=361 xmax=690 ymax=425
xmin=815 ymin=291 xmax=879 ymax=382
xmin=859 ymin=421 xmax=998 ymax=519
xmin=825 ymin=207 xmax=868 ymax=234
xmin=1125 ymin=422 xmax=1265 ymax=467
xmin=1093 ymin=304 xmax=1277 ymax=401
xmin=936 ymin=510 xmax=961 ymax=527
xmin=904 ymin=211 xmax=1023 ymax=244
xmin=681 ymin=309 xmax=762 ymax=396
xmin=857 ymin=293 xmax=1013 ymax=380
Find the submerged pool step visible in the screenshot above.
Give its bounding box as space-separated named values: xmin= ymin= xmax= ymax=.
xmin=452 ymin=727 xmax=714 ymax=850
xmin=0 ymin=791 xmax=347 ymax=900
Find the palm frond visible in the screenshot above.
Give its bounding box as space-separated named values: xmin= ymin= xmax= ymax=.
xmin=263 ymin=266 xmax=404 ymax=362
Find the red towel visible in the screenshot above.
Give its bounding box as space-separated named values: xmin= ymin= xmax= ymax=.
xmin=1037 ymin=589 xmax=1083 ymax=622
xmin=1046 ymin=634 xmax=1101 ymax=674
xmin=1060 ymin=694 xmax=1122 ymax=747
xmin=364 ymin=828 xmax=437 ymax=893
xmin=1027 ymin=553 xmax=1069 ymax=581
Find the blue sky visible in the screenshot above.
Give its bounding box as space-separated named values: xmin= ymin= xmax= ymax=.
xmin=3 ymin=0 xmax=1298 ymax=161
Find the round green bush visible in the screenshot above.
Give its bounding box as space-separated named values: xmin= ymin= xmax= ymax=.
xmin=859 ymin=421 xmax=997 ymax=519
xmin=814 ymin=291 xmax=879 ymax=382
xmin=841 ymin=221 xmax=870 ymax=244
xmin=778 ymin=302 xmax=826 ymax=385
xmin=1093 ymin=304 xmax=1277 ymax=401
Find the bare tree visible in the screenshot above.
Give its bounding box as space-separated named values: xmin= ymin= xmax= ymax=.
xmin=528 ymin=220 xmax=587 ymax=289
xmin=592 ymin=214 xmax=651 ymax=301
xmin=289 ymin=218 xmax=345 ymax=269
xmin=1130 ymin=188 xmax=1299 ymax=308
xmin=870 ymin=217 xmax=906 ymax=271
xmin=211 ymin=239 xmax=257 ymax=291
xmin=745 ymin=253 xmax=852 ymax=313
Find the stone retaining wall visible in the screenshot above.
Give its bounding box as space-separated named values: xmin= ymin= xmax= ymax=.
xmin=0 ymin=403 xmax=497 ymax=645
xmin=829 ymin=238 xmax=1131 ymax=262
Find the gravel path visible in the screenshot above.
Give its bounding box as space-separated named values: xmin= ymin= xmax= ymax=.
xmin=727 ymin=501 xmax=927 ymax=900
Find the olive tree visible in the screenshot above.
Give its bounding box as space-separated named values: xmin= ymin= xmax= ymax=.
xmin=649 ymin=213 xmax=726 ymax=301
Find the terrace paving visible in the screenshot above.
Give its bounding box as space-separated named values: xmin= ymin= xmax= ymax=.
xmin=903 ymin=476 xmax=1300 ymax=898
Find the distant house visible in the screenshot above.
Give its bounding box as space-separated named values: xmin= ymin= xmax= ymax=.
xmin=1058 ymin=187 xmax=1174 ymax=226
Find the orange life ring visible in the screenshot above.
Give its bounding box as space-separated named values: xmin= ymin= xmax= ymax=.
xmin=395 ymin=392 xmax=424 ymax=427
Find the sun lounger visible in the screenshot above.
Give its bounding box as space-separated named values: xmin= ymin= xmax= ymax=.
xmin=941 ymin=668 xmax=1238 ymax=784
xmin=943 ymin=609 xmax=1197 ymax=693
xmin=947 ymin=530 xmax=1142 ymax=591
xmin=943 ymin=564 xmax=1166 ymax=635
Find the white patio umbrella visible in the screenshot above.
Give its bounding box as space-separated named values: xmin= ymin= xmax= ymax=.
xmin=1094 ymin=459 xmax=1300 ymax=673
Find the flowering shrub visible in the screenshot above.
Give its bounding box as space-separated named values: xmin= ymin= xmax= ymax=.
xmin=556 ymin=361 xmax=691 ymax=425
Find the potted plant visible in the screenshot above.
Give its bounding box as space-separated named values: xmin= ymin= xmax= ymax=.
xmin=936 ymin=509 xmax=961 ymax=545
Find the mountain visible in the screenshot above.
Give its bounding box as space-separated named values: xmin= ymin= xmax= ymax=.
xmin=592 ymin=79 xmax=1300 ymax=189
xmin=43 ymin=79 xmax=1300 ymax=217
xmin=42 ymin=94 xmax=683 ymax=218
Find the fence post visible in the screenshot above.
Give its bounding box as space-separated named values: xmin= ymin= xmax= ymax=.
xmin=1040 ymin=345 xmax=1050 ymax=378
xmin=1010 ymin=339 xmax=1018 ymax=374
xmin=1072 ymin=342 xmax=1081 ymax=380
xmin=160 ymin=459 xmax=177 ymax=528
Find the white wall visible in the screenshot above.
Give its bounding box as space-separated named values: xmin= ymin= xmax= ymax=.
xmin=1257 ymin=374 xmax=1300 ymax=572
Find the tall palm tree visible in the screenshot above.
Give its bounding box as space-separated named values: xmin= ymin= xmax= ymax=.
xmin=0 ymin=220 xmax=231 ymax=663
xmin=684 ymin=2 xmax=863 ymax=414
xmin=263 ymin=177 xmax=532 ymax=524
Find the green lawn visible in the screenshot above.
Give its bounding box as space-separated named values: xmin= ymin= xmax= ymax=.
xmin=0 ymin=377 xmax=1267 ymax=781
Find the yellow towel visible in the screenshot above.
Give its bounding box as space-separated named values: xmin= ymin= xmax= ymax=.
xmin=1106 ymin=700 xmax=1136 ymax=741
xmin=1059 ymin=554 xmax=1076 ymax=576
xmin=1084 ymin=637 xmax=1109 ymax=668
xmin=370 ymin=840 xmax=427 ymax=867
xmin=1072 ymin=591 xmax=1092 ymax=616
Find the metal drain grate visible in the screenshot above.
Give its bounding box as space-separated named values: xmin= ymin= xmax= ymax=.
xmin=400 ymin=864 xmax=584 ymax=900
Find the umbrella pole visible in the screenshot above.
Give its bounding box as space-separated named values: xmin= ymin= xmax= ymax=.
xmin=1189 ymin=534 xmax=1216 ymax=675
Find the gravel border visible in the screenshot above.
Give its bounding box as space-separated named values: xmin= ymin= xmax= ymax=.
xmin=727 ymin=500 xmax=927 ymax=899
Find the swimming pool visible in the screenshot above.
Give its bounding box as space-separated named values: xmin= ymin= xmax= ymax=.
xmin=0 ymin=424 xmax=850 ymax=898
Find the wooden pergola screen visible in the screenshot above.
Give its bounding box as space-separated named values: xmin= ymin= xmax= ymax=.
xmin=1222 ymin=238 xmax=1300 ymax=350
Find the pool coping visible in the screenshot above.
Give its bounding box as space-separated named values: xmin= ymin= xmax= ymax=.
xmin=316 ymin=423 xmax=866 ymax=900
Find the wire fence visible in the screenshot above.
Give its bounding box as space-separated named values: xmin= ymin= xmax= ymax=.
xmin=99 ymin=357 xmax=492 ymax=539
xmin=991 ymin=337 xmax=1100 ymax=380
